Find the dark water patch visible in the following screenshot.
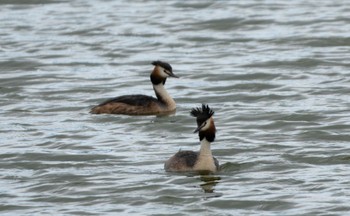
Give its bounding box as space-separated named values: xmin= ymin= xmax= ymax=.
xmin=117 ymin=32 xmax=164 ymax=38
xmin=228 ymin=72 xmax=281 ymax=80
xmin=181 ymin=36 xmax=222 ymax=43
xmin=197 ymin=17 xmax=275 ymax=31
xmin=39 ymin=54 xmax=68 ymax=60
xmin=102 ymin=52 xmax=129 ymax=59
xmin=277 ymin=113 xmax=326 ymax=122
xmin=2 ymin=152 xmax=119 ymax=163
xmin=201 ymin=83 xmax=282 ymax=93
xmin=0 ymin=204 xmax=32 ymax=212
xmin=230 ymin=112 xmax=280 ymax=122
xmin=0 ymin=0 xmax=65 ymax=5
xmin=307 ymin=124 xmax=350 ymax=131
xmin=231 ymin=83 xmax=281 ymax=91
xmin=65 ymin=211 xmax=98 ymax=216
xmin=242 ymin=58 xmax=347 ymax=68
xmin=282 ymin=153 xmax=350 ymax=166
xmin=277 ymin=18 xmax=349 ymax=26
xmin=12 ymin=25 xmax=33 ymax=31
xmin=0 ymin=159 xmax=120 ymax=170
xmin=29 ymin=195 xmax=106 ymax=204
xmin=60 ymin=25 xmax=112 ymax=37
xmin=173 ymin=2 xmax=214 ymax=9
xmin=225 ymin=92 xmax=305 ymax=103
xmin=318 ymin=77 xmax=348 ymax=85
xmin=46 ymin=62 xmax=104 ymax=67
xmin=325 ymin=206 xmax=350 ymax=214
xmin=0 ymin=60 xmax=44 ymax=71
xmin=0 ymin=86 xmax=23 ymax=95
xmin=197 ymin=17 xmax=245 ymax=30
xmin=294 ymin=37 xmax=350 ymax=47
xmin=298 ymin=130 xmax=350 ymax=142
xmin=204 ymin=199 xmax=295 ymax=211
xmin=307 ymin=86 xmax=350 ymax=96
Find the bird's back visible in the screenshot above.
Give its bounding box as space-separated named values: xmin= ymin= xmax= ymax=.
xmin=90 ymin=94 xmax=161 ymax=115
xmin=164 ymin=151 xmax=199 ymax=172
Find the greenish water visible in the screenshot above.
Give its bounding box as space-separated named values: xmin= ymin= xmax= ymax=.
xmin=1 ymin=0 xmax=350 ymax=215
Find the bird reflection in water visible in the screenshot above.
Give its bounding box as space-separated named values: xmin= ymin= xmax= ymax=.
xmin=197 ymin=171 xmax=222 ymax=196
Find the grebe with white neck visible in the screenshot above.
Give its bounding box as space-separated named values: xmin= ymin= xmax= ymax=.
xmin=90 ymin=61 xmax=178 ymax=115
xmin=164 ymin=104 xmax=219 ymax=173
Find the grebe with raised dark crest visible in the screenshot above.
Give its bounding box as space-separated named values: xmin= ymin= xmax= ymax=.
xmin=90 ymin=61 xmax=178 ymax=115
xmin=164 ymin=104 xmax=219 ymax=173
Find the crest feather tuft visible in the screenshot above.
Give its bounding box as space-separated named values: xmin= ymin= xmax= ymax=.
xmin=190 ymin=104 xmax=214 ymax=121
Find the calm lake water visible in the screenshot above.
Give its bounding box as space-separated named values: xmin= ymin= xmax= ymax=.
xmin=1 ymin=0 xmax=350 ymax=215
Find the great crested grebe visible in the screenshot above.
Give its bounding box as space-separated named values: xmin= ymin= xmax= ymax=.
xmin=90 ymin=61 xmax=178 ymax=115
xmin=164 ymin=104 xmax=219 ymax=173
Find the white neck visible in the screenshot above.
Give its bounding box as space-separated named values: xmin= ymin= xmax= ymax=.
xmin=194 ymin=138 xmax=216 ymax=172
xmin=199 ymin=138 xmax=213 ymax=157
xmin=153 ymin=83 xmax=176 ymax=109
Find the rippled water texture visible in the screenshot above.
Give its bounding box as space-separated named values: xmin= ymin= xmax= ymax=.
xmin=1 ymin=0 xmax=350 ymax=215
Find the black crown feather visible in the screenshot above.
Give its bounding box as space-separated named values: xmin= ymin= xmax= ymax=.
xmin=151 ymin=60 xmax=172 ymax=72
xmin=191 ymin=104 xmax=214 ymax=124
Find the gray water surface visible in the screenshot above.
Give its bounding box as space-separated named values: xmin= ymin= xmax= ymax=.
xmin=1 ymin=0 xmax=350 ymax=215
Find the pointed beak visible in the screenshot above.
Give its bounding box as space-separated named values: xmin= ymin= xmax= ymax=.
xmin=169 ymin=73 xmax=179 ymax=78
xmin=193 ymin=124 xmax=204 ymax=133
